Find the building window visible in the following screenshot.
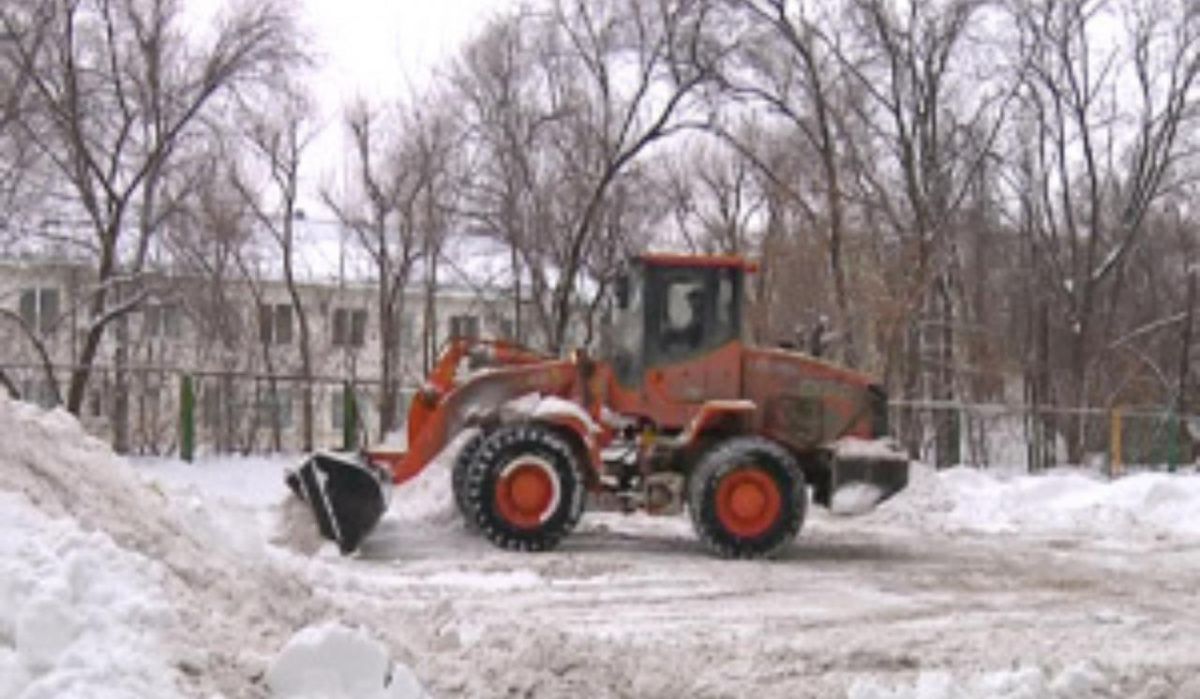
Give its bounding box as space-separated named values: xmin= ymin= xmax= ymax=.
xmin=449 ymin=314 xmax=480 ymax=340
xmin=20 ymin=378 xmax=58 ymax=408
xmin=88 ymin=390 xmax=103 ymax=417
xmin=332 ymin=308 xmax=367 ymax=348
xmin=259 ymin=304 xmax=293 ymax=345
xmin=257 ymin=387 xmax=292 ymax=429
xmin=397 ymin=312 xmax=416 ymax=350
xmin=19 ymin=287 xmax=59 ymax=335
xmin=144 ymin=386 xmax=161 ymax=411
xmin=331 ymin=389 xmax=344 ymax=431
xmin=496 ymin=317 xmax=515 ymax=341
xmin=202 ymin=385 xmax=220 ymax=428
xmin=144 ymin=303 xmax=183 ymax=339
xmin=202 ymin=382 xmax=247 ymax=429
xmin=330 ymin=387 xmax=366 ymax=432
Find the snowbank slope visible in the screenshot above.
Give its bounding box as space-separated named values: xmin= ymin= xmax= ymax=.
xmin=871 ymin=462 xmax=1200 ymax=540
xmin=0 ymin=397 xmax=325 ymax=697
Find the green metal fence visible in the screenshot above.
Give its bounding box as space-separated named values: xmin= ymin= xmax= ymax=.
xmin=890 ymin=401 xmax=1196 ymax=473
xmin=3 ymin=362 xmax=1195 ymax=471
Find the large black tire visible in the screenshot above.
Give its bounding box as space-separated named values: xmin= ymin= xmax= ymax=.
xmin=687 ymin=436 xmax=806 ymax=559
xmin=464 ymin=423 xmax=585 ymax=551
xmin=451 ymin=430 xmax=487 ymax=528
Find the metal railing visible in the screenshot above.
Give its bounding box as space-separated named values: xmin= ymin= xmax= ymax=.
xmin=1 ymin=362 xmax=405 ymax=458
xmin=4 ymin=362 xmax=1195 ymax=473
xmin=890 ymin=400 xmax=1196 ymax=473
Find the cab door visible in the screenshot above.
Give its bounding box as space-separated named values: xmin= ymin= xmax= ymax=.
xmin=640 ymin=266 xmax=742 ymax=428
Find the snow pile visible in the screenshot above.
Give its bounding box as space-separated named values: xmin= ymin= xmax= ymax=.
xmin=872 ymin=462 xmax=1200 ymax=539
xmin=0 ymin=492 xmax=179 ymax=698
xmin=0 ymin=396 xmax=327 ymax=696
xmin=138 ymin=454 xmax=298 ymax=560
xmin=848 ymin=660 xmax=1119 ymax=699
xmin=136 ymin=454 xmax=293 ymax=509
xmin=267 ymin=622 xmax=427 ymax=699
xmin=387 ymin=428 xmax=479 ymax=528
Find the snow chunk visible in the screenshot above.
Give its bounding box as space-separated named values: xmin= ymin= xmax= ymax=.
xmin=831 ymin=483 xmax=885 ymax=516
xmin=267 ymin=622 xmax=427 ymax=699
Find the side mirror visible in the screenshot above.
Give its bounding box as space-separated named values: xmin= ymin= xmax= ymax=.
xmin=615 ymin=273 xmax=630 ymax=309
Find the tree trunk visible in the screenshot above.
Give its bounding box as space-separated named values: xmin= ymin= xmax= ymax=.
xmin=113 ymin=313 xmax=130 ymax=454
xmin=423 ymin=249 xmax=439 ymax=374
xmin=1179 ymin=264 xmax=1197 ymax=415
xmin=933 ymin=274 xmax=958 ymax=468
xmin=67 ymin=239 xmax=118 ymax=414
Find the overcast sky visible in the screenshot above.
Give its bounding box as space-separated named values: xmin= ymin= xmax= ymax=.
xmin=294 ymin=0 xmax=515 ymax=203
xmin=263 ymin=0 xmax=516 ymax=272
xmin=302 ymin=0 xmax=507 ymax=106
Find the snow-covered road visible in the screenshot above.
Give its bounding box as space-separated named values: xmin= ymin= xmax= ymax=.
xmin=140 ymin=453 xmax=1200 ymax=697
xmin=301 ymin=508 xmax=1200 ymax=697
xmin=4 ymin=394 xmax=1199 ymax=698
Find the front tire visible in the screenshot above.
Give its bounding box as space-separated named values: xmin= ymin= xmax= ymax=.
xmin=688 ymin=436 xmax=806 ymax=558
xmin=451 ymin=430 xmax=487 ymax=528
xmin=465 ymin=423 xmax=585 ymax=551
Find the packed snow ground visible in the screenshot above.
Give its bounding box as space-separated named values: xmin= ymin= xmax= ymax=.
xmin=3 ymin=396 xmax=1200 ymax=697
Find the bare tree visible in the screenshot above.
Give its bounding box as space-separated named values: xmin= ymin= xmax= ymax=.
xmin=0 ymin=0 xmax=298 ymax=418
xmin=232 ymin=87 xmax=317 ymax=451
xmin=323 ymin=101 xmax=441 ymax=439
xmin=161 ymin=139 xmax=258 ymax=452
xmin=664 ymin=139 xmax=765 ymax=256
xmin=832 ymin=0 xmax=1010 ymax=464
xmin=0 ymin=0 xmax=42 ymax=245
xmin=454 ymin=0 xmax=721 ymax=354
xmin=718 ymin=0 xmax=867 ymax=365
xmin=452 ymin=12 xmax=547 ymax=345
xmin=1007 ymin=0 xmax=1200 ymax=462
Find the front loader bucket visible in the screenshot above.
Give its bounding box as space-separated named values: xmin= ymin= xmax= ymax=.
xmin=285 ymin=452 xmax=391 ymax=555
xmin=826 ymin=438 xmax=910 ymax=516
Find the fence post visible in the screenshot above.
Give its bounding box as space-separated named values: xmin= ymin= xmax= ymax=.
xmin=949 ymin=407 xmax=961 ymax=466
xmin=180 ymin=373 xmax=195 ymax=463
xmin=1168 ymin=410 xmax=1180 ymax=473
xmin=342 ymin=381 xmax=358 ymax=452
xmin=1109 ymin=406 xmax=1122 ymax=477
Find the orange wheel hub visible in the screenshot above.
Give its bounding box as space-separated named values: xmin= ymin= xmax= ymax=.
xmin=715 ymin=467 xmax=782 ymax=538
xmin=495 ymin=459 xmax=559 ymax=529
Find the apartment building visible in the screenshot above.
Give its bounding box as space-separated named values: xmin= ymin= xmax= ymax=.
xmin=0 ymin=255 xmax=525 ymax=454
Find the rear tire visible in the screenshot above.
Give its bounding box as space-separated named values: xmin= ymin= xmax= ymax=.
xmin=688 ymin=436 xmax=806 ymax=559
xmin=465 ymin=423 xmax=585 ymax=551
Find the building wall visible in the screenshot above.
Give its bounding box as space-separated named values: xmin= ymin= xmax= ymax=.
xmin=0 ymin=257 xmax=527 ymax=454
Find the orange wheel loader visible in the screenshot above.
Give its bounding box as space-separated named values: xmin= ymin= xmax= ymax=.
xmin=286 ymin=254 xmax=909 ymax=558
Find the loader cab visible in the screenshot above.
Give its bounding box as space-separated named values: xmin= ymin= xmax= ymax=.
xmin=611 ymin=254 xmax=748 ymax=388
